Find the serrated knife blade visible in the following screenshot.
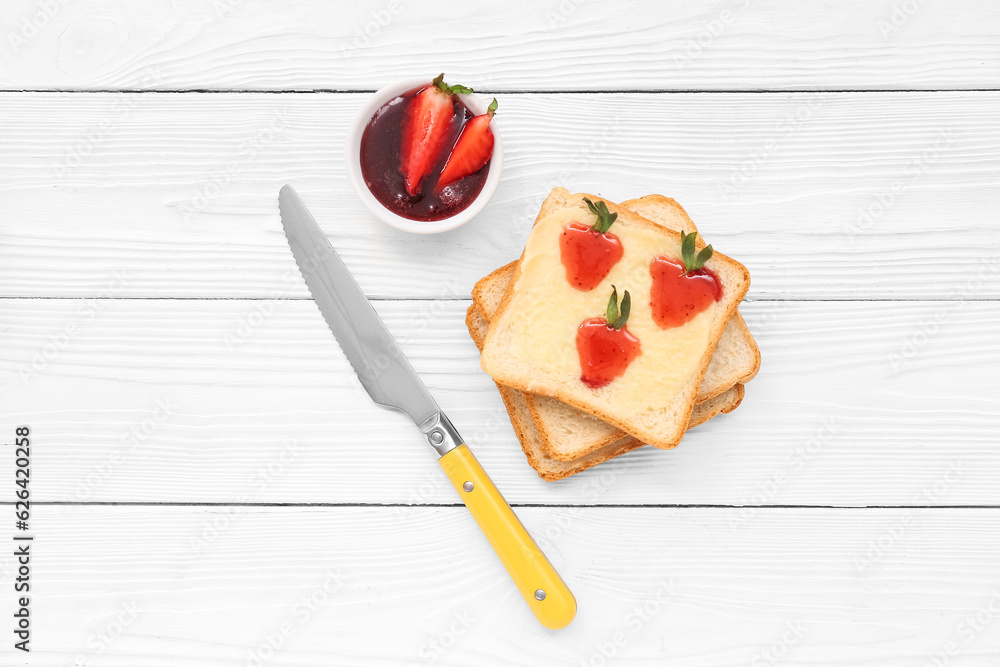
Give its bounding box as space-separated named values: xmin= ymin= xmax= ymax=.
xmin=277 ymin=185 xmax=576 ymax=629
xmin=278 ymin=184 xmax=440 ymax=429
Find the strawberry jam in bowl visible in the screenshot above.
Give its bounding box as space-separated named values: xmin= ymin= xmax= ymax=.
xmin=346 ymin=75 xmax=503 ymax=234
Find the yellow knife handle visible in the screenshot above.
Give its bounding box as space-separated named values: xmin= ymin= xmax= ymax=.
xmin=438 ymin=443 xmax=577 ymax=629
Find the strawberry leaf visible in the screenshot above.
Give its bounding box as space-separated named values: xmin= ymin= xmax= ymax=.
xmin=680 ymin=231 xmax=712 ymax=273
xmin=606 ymin=285 xmax=619 ymax=324
xmin=584 ymin=197 xmax=618 ymax=234
xmin=694 ymin=245 xmax=714 ymax=271
xmin=613 ymin=290 xmax=631 ymax=330
xmin=432 ymin=73 xmax=474 ymax=96
xmin=486 ymin=98 xmax=498 ymax=116
xmin=680 ymin=231 xmax=696 ymax=271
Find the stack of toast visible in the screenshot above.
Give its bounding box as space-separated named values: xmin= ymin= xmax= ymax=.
xmin=466 ymin=188 xmax=760 ymax=480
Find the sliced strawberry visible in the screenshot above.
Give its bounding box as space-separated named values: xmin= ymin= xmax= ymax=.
xmin=436 ymin=98 xmax=497 ymax=189
xmin=400 ymin=74 xmax=472 ymax=196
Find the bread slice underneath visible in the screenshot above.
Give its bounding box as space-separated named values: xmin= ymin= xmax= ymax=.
xmin=474 ymin=195 xmax=759 ymax=461
xmin=466 ymin=304 xmax=744 ymax=481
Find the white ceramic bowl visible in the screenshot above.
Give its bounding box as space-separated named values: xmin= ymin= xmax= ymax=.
xmin=345 ymin=77 xmax=503 ymax=234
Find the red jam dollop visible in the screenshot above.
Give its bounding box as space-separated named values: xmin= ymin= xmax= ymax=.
xmin=559 ymin=223 xmax=624 ymax=291
xmin=576 ymin=318 xmax=642 ymax=389
xmin=649 ymin=256 xmax=722 ymax=329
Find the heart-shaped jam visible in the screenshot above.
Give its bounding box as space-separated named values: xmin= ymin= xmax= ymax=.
xmin=649 ymin=231 xmax=721 ymax=329
xmin=649 ymin=257 xmax=721 ymax=329
xmin=560 ymin=224 xmax=623 ymax=291
xmin=560 ymin=198 xmax=623 ymax=291
xmin=576 ymin=287 xmax=641 ymax=389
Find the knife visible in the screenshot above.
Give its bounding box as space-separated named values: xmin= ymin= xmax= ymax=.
xmin=278 ymin=185 xmax=576 ymax=629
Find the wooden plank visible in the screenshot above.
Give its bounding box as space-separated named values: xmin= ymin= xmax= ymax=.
xmin=2 ymin=506 xmax=998 ymax=665
xmin=1 ymin=92 xmax=998 ymax=299
xmin=1 ymin=0 xmax=999 ymax=91
xmin=2 ymin=298 xmax=997 ymax=506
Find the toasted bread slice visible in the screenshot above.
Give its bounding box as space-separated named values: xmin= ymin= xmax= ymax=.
xmin=466 ymin=304 xmax=744 ymax=480
xmin=476 ymin=263 xmax=758 ymax=459
xmin=481 ymin=188 xmax=751 ymax=449
xmin=473 ymin=197 xmax=760 ymax=461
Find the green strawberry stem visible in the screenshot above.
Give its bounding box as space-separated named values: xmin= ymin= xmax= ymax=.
xmin=583 ymin=197 xmax=618 ymax=234
xmin=432 ymin=73 xmax=473 ymax=96
xmin=680 ymin=230 xmax=713 ymax=274
xmin=605 ymin=285 xmax=632 ymax=330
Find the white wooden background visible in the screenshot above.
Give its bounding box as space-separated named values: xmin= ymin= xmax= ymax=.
xmin=1 ymin=1 xmax=999 ymax=665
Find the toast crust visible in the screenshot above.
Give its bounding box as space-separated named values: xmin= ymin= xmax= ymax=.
xmin=480 ymin=188 xmax=752 ymax=450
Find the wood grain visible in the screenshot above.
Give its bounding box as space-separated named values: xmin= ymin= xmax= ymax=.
xmin=1 ymin=92 xmax=998 ymax=299
xmin=1 ymin=0 xmax=999 ymax=91
xmin=2 ymin=298 xmax=997 ymax=505
xmin=3 ymin=506 xmax=998 ymax=665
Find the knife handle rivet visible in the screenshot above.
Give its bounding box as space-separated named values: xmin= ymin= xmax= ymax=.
xmin=463 ymin=481 xmax=475 ymax=493
xmin=429 ymin=429 xmax=445 ymax=445
xmin=534 ymin=589 xmax=546 ymax=601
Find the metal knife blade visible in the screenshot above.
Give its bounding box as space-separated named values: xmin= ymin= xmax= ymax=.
xmin=278 ymin=185 xmax=444 ymax=433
